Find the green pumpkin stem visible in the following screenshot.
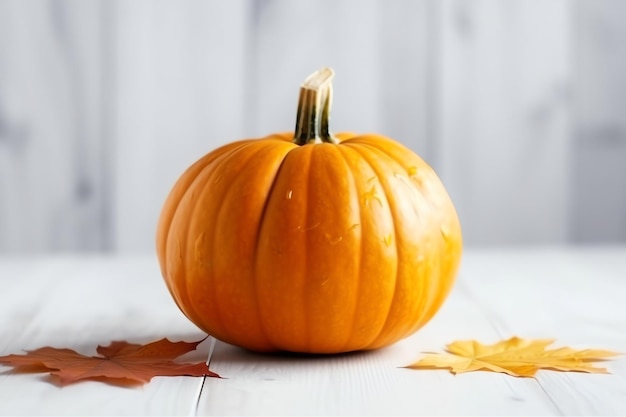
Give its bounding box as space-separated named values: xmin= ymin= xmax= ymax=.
xmin=293 ymin=67 xmax=338 ymax=145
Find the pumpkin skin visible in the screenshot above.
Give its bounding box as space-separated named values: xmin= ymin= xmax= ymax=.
xmin=156 ymin=69 xmax=462 ymax=354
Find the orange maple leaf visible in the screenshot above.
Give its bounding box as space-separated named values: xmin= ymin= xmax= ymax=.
xmin=0 ymin=337 xmax=220 ymax=386
xmin=406 ymin=336 xmax=621 ymax=377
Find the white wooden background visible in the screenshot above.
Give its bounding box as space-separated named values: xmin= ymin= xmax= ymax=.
xmin=0 ymin=0 xmax=625 ymax=253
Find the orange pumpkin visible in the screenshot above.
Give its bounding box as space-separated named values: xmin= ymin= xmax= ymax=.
xmin=157 ymin=68 xmax=462 ymax=354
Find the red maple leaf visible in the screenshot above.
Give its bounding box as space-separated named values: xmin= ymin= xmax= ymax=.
xmin=0 ymin=337 xmax=220 ymax=386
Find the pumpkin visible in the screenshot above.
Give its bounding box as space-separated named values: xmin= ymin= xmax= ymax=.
xmin=156 ymin=68 xmax=462 ymax=354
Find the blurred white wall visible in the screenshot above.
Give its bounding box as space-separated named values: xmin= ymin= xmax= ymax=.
xmin=0 ymin=0 xmax=624 ymax=253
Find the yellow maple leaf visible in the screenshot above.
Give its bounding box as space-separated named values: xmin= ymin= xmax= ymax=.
xmin=406 ymin=337 xmax=620 ymax=377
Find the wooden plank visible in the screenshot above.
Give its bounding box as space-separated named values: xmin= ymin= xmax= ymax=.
xmin=198 ymin=337 xmax=557 ymax=415
xmin=0 ymin=256 xmax=209 ymax=416
xmin=111 ymin=0 xmax=250 ymax=252
xmin=436 ymin=0 xmax=572 ymax=245
xmin=195 ymin=250 xmax=575 ymax=415
xmin=197 ymin=247 xmax=626 ymax=415
xmin=377 ymin=0 xmax=434 ymax=158
xmin=571 ymin=0 xmax=626 ymax=243
xmin=0 ymin=0 xmax=106 ymax=252
xmin=2 ymin=250 xmax=625 ymax=415
xmin=459 ymin=247 xmax=626 ymax=416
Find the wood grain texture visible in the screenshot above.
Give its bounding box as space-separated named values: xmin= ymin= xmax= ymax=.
xmin=0 ymin=0 xmax=107 ymax=252
xmin=436 ymin=0 xmax=572 ymax=246
xmin=571 ymin=0 xmax=626 ymax=243
xmin=196 ymin=247 xmax=626 ymax=416
xmin=0 ymin=0 xmax=625 ymax=250
xmin=197 ymin=294 xmax=557 ymax=416
xmin=111 ymin=0 xmax=250 ymax=253
xmin=1 ymin=248 xmax=625 ymax=415
xmin=0 ymin=257 xmax=209 ymax=416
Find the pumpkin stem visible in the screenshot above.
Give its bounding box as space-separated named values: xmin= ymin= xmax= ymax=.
xmin=293 ymin=67 xmax=338 ymax=145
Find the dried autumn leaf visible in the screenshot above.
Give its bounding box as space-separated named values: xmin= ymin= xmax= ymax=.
xmin=0 ymin=337 xmax=220 ymax=386
xmin=406 ymin=336 xmax=620 ymax=377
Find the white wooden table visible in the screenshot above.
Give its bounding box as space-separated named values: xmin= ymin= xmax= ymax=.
xmin=1 ymin=247 xmax=625 ymax=416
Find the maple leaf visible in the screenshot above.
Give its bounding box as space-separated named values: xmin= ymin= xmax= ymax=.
xmin=405 ymin=336 xmax=621 ymax=378
xmin=0 ymin=337 xmax=220 ymax=386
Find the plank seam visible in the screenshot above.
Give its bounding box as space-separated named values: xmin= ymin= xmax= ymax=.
xmin=190 ymin=336 xmax=218 ymax=416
